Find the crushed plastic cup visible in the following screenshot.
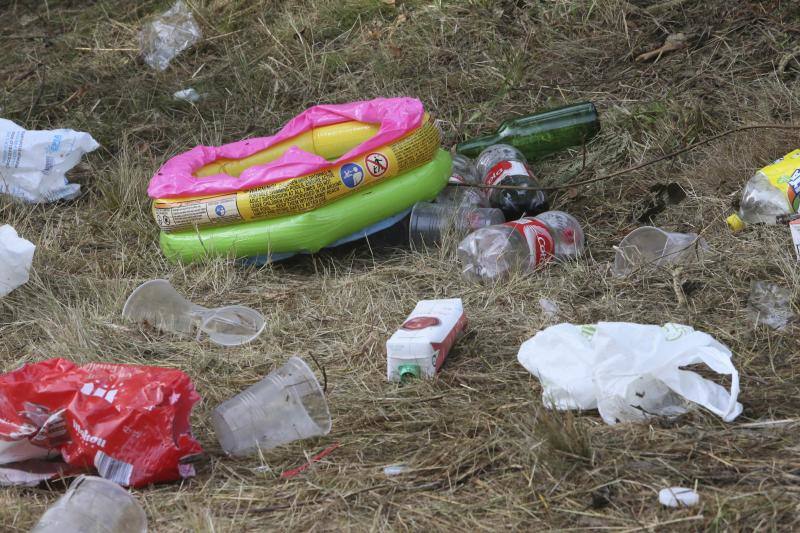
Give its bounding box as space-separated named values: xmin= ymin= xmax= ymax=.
xmin=31 ymin=475 xmax=147 ymax=533
xmin=747 ymin=280 xmax=795 ymax=330
xmin=409 ymin=201 xmax=505 ymax=247
xmin=122 ymin=279 xmax=265 ymax=346
xmin=612 ymin=226 xmax=708 ymax=277
xmin=212 ymin=356 xmax=332 ymax=457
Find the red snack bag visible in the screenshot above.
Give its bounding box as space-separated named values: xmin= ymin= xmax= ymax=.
xmin=0 ymin=358 xmax=202 ymax=487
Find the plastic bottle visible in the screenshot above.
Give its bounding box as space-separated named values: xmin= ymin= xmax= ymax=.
xmin=726 ymin=149 xmax=800 ymax=231
xmin=475 ymin=144 xmax=548 ymax=220
xmin=435 ymin=153 xmax=487 ymax=208
xmin=408 ymin=202 xmax=505 ymax=247
xmin=457 ymin=212 xmax=584 ymax=281
xmin=455 ymin=102 xmax=601 ymax=161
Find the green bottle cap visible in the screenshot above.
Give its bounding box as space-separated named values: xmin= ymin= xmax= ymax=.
xmin=398 ymin=364 xmax=421 ymax=381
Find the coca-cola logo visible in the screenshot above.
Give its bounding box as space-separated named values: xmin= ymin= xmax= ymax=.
xmin=485 ymin=161 xmax=511 ymax=185
xmin=401 ymin=316 xmax=441 ymax=330
xmin=536 ymin=232 xmax=550 ymax=262
xmin=505 ymin=218 xmax=554 ymax=265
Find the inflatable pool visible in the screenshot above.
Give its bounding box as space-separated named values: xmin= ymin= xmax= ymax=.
xmin=159 ymin=149 xmax=452 ymax=262
xmin=149 ymin=98 xmax=440 ymax=233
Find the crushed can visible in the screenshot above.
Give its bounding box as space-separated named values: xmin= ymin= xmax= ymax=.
xmin=386 ymin=298 xmax=467 ymax=382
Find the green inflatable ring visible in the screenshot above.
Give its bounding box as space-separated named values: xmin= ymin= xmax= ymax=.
xmin=160 ymin=149 xmax=452 ymax=262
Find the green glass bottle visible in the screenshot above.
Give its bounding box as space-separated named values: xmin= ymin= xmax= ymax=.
xmin=455 ymin=102 xmax=600 ymax=161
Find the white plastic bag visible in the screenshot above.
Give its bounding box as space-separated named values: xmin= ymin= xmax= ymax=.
xmin=0 ymin=225 xmax=35 ymax=297
xmin=517 ymin=322 xmax=743 ymax=424
xmin=0 ymin=119 xmax=99 ymax=203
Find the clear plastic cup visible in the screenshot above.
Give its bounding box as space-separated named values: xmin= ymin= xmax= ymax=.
xmin=612 ymin=226 xmax=707 ymax=277
xmin=409 ymin=202 xmax=505 ymax=248
xmin=31 ymin=475 xmax=147 ymax=533
xmin=212 ymin=356 xmax=332 ymax=457
xmin=122 ymin=279 xmax=265 ymax=346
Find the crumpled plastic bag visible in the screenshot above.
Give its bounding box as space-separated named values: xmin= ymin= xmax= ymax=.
xmin=0 ymin=358 xmax=202 ymax=487
xmin=517 ymin=322 xmax=743 ymax=425
xmin=0 ymin=118 xmax=99 ymax=203
xmin=747 ymin=280 xmax=794 ymax=330
xmin=0 ymin=224 xmax=35 ymax=297
xmin=139 ymin=1 xmax=202 ymax=71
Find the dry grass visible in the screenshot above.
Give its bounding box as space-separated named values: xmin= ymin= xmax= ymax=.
xmin=3 ymin=0 xmax=800 ymax=530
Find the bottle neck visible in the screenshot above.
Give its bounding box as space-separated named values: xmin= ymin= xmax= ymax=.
xmin=455 ymin=133 xmax=503 ymax=158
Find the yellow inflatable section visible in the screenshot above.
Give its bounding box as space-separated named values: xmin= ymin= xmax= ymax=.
xmin=153 ymin=115 xmax=440 ymax=233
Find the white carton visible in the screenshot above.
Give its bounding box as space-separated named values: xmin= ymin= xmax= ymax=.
xmin=386 ymin=298 xmax=467 ymax=382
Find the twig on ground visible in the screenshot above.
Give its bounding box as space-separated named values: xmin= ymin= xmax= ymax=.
xmin=74 ymin=47 xmax=138 ymax=51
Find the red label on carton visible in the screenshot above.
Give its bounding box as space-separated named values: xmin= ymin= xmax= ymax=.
xmin=431 ymin=312 xmax=468 ymax=371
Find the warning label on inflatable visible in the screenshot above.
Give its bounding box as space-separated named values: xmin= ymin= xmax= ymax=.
xmin=366 ymin=152 xmax=389 ymax=177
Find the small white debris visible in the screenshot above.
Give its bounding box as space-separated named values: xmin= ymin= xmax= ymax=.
xmin=383 ymin=464 xmax=409 ymax=476
xmin=173 ymin=88 xmax=201 ymax=102
xmin=658 ymin=487 xmax=699 ymax=508
xmin=539 ymin=298 xmax=560 ymax=320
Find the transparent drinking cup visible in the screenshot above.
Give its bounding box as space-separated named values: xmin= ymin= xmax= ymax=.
xmin=212 ymin=356 xmax=332 ymax=457
xmin=613 ymin=226 xmax=707 ymax=276
xmin=31 ymin=475 xmax=147 ymax=533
